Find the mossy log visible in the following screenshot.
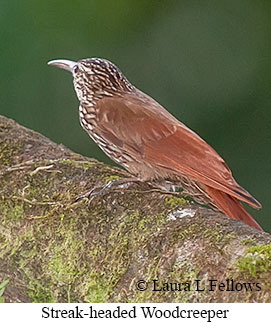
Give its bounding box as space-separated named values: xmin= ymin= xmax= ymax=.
xmin=0 ymin=115 xmax=270 ymax=303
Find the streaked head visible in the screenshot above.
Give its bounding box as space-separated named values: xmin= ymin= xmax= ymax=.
xmin=48 ymin=58 xmax=134 ymax=104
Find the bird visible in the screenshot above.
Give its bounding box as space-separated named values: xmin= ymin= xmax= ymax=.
xmin=48 ymin=57 xmax=262 ymax=231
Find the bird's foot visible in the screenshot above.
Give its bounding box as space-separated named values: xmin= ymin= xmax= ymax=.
xmin=75 ymin=177 xmax=141 ymax=208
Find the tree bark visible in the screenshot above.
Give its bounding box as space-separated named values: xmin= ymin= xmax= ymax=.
xmin=0 ymin=115 xmax=270 ymax=303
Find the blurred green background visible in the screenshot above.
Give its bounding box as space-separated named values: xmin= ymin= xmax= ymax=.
xmin=1 ymin=0 xmax=270 ymax=231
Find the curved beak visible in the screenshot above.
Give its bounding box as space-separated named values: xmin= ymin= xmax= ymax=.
xmin=47 ymin=59 xmax=77 ymax=72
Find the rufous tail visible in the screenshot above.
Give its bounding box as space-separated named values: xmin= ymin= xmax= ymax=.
xmin=205 ymin=186 xmax=262 ymax=231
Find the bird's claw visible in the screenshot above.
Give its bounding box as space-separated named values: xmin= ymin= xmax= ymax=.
xmin=75 ymin=177 xmax=141 ymax=208
xmin=87 ymin=181 xmax=115 ymax=208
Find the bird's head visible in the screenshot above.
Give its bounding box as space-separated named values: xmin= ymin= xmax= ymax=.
xmin=48 ymin=58 xmax=134 ymax=105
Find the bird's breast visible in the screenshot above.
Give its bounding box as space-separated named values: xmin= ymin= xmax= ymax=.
xmin=79 ymin=103 xmax=98 ymax=133
xmin=78 ymin=103 xmax=136 ymax=170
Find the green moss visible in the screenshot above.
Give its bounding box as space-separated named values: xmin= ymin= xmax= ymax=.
xmin=82 ymin=207 xmax=169 ymax=302
xmin=236 ymin=244 xmax=271 ymax=278
xmin=170 ymin=265 xmax=208 ymax=302
xmin=0 ymin=280 xmax=9 ymax=303
xmin=84 ymin=272 xmax=114 ymax=302
xmin=203 ymin=228 xmax=234 ymax=244
xmin=29 ymin=285 xmax=53 ymax=302
xmin=0 ymin=142 xmax=19 ymax=166
xmin=241 ymin=238 xmax=256 ymax=246
xmin=59 ymin=159 xmax=94 ymax=170
xmin=103 ymin=175 xmax=121 ymax=184
xmin=22 ymin=213 xmax=88 ymax=302
xmin=178 ymin=229 xmax=191 ymax=240
xmin=164 ymin=196 xmax=187 ymax=209
xmin=2 ymin=204 xmax=24 ymax=223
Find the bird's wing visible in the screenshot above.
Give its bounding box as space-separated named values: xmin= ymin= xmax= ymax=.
xmin=93 ymin=94 xmax=261 ymax=209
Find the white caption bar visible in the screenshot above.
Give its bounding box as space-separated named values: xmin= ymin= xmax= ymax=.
xmin=0 ymin=303 xmax=268 ymax=322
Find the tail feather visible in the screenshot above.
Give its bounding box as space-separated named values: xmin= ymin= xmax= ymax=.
xmin=205 ymin=186 xmax=263 ymax=231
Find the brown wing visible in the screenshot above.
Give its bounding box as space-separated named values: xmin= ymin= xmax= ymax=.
xmin=94 ymin=93 xmax=261 ymax=209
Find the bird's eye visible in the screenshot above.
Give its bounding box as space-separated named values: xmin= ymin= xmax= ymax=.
xmin=73 ymin=65 xmax=79 ymax=73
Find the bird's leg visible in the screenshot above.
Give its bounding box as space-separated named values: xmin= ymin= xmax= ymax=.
xmin=75 ymin=178 xmax=195 ymax=208
xmin=75 ymin=177 xmax=142 ymax=208
xmin=148 ymin=180 xmax=214 ymax=209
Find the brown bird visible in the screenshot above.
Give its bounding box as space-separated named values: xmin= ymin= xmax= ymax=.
xmin=48 ymin=57 xmax=262 ymax=231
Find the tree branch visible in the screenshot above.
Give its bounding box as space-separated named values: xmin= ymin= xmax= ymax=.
xmin=0 ymin=115 xmax=270 ymax=302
